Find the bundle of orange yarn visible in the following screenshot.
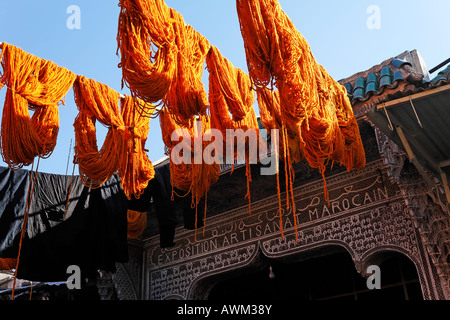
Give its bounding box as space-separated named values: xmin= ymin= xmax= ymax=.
xmin=163 ymin=9 xmax=211 ymax=125
xmin=117 ymin=0 xmax=177 ymax=104
xmin=73 ymin=75 xmax=155 ymax=200
xmin=0 ymin=43 xmax=76 ymax=170
xmin=237 ymin=0 xmax=366 ymax=240
xmin=160 ymin=109 xmax=220 ymax=204
xmin=236 ymin=0 xmax=365 ymax=180
xmin=206 ymin=45 xmax=261 ymax=213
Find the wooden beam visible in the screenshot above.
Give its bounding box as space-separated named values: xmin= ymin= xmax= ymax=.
xmin=439 ymin=160 xmax=450 ymax=168
xmin=439 ymin=168 xmax=450 ymax=205
xmin=377 ymin=83 xmax=450 ymax=110
xmin=396 ymin=126 xmax=435 ymax=188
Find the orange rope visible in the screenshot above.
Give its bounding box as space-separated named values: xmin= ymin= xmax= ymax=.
xmin=203 ymin=191 xmax=208 ymax=237
xmin=0 ymin=43 xmax=76 ymax=170
xmin=245 ymin=161 xmax=252 ymax=215
xmin=29 ymin=281 xmax=33 ymax=300
xmin=12 ymin=158 xmax=40 ymax=300
xmin=73 ymin=75 xmax=155 ymax=200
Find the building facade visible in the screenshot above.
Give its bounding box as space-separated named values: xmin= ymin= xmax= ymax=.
xmin=113 ymin=50 xmax=450 ymax=301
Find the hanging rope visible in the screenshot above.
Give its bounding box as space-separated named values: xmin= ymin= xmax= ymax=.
xmin=73 ymin=75 xmax=155 ymax=200
xmin=0 ymin=43 xmax=76 ymax=170
xmin=12 ymin=158 xmax=40 ymax=300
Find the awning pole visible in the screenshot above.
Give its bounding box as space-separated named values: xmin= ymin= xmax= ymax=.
xmin=439 ymin=163 xmax=450 ymax=207
xmin=409 ymin=96 xmax=423 ymax=128
xmin=381 ymin=103 xmax=394 ymax=131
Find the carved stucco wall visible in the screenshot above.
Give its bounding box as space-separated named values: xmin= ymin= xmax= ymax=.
xmin=114 ymin=242 xmax=142 ymax=300
xmin=140 ymin=158 xmax=448 ymax=300
xmin=113 ymin=122 xmax=450 ymax=300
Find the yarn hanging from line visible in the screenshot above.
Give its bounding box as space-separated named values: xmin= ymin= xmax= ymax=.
xmin=206 ymin=45 xmax=261 ymax=214
xmin=160 ymin=109 xmax=220 ymax=241
xmin=127 ymin=210 xmax=148 ymax=240
xmin=0 ymin=43 xmax=76 ymax=170
xmin=117 ymin=0 xmax=177 ymax=106
xmin=237 ymin=0 xmax=366 ymax=240
xmin=160 ymin=109 xmax=220 ymax=204
xmin=163 ymin=8 xmax=211 ymax=125
xmin=73 ymin=75 xmax=155 ymax=200
xmin=236 ymin=0 xmax=366 ymax=180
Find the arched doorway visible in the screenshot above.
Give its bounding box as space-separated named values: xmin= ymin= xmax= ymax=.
xmin=208 ymin=250 xmax=423 ymax=301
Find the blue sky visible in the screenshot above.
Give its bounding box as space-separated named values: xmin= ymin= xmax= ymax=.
xmin=0 ymin=0 xmax=449 ymax=174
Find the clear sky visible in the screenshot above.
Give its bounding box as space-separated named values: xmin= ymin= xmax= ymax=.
xmin=0 ymin=0 xmax=449 ymax=175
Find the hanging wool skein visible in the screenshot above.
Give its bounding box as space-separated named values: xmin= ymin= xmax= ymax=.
xmin=163 ymin=9 xmax=211 ymax=125
xmin=207 ymin=46 xmax=258 ymax=136
xmin=237 ymin=0 xmax=366 ymax=198
xmin=0 ymin=43 xmax=76 ymax=170
xmin=120 ymin=95 xmax=156 ymax=199
xmin=0 ymin=258 xmax=17 ymax=271
xmin=160 ymin=109 xmax=220 ymax=241
xmin=73 ymin=75 xmax=155 ymax=200
xmin=127 ymin=210 xmax=148 ymax=240
xmin=206 ymin=45 xmax=260 ymax=214
xmin=117 ymin=0 xmax=177 ymax=108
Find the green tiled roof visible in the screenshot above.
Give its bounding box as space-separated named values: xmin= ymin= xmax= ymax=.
xmin=341 ymin=59 xmax=412 ymax=103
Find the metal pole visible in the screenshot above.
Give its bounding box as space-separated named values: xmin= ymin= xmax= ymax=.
xmin=429 ymin=58 xmax=450 ymax=74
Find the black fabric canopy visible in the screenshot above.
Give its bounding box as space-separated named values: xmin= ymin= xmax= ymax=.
xmin=0 ymin=166 xmax=128 ymax=282
xmin=0 ymin=162 xmax=202 ymax=281
xmin=128 ymin=163 xmax=178 ymax=248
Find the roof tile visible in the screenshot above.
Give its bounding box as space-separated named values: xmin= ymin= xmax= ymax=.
xmin=341 ymin=58 xmax=418 ymax=104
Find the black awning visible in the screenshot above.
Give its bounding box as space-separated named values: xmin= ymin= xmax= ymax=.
xmin=367 ymin=84 xmax=450 ymax=202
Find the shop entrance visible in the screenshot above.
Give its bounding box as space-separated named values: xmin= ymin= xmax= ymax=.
xmin=208 ymin=250 xmax=423 ymax=301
